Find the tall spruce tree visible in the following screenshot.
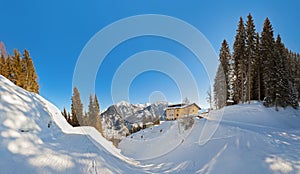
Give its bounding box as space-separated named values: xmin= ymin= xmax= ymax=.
xmin=274 ymin=35 xmax=289 ymax=108
xmin=71 ymin=87 xmax=83 ymax=126
xmin=71 ymin=107 xmax=80 ymax=127
xmin=213 ymin=64 xmax=227 ymax=109
xmin=219 ymin=40 xmax=234 ymax=103
xmin=251 ymin=32 xmax=262 ymax=101
xmin=245 ymin=13 xmax=256 ymax=103
xmin=11 ymin=49 xmax=23 ymax=86
xmin=260 ymin=17 xmax=276 ymax=106
xmin=22 ymin=50 xmax=39 ymax=93
xmin=233 ymin=17 xmax=246 ymax=104
xmin=87 ymin=94 xmax=103 ymax=134
xmin=94 ymin=94 xmax=102 ymax=134
xmin=0 ymin=54 xmax=8 ymax=77
xmin=62 ymin=107 xmax=68 ymax=121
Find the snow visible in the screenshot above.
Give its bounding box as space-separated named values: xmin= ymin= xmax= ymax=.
xmin=0 ymin=75 xmax=143 ymax=173
xmin=1 ymin=75 xmax=300 ymax=173
xmin=120 ymin=101 xmax=300 ymax=173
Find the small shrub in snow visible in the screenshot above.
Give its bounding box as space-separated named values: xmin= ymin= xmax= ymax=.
xmin=178 ymin=117 xmax=195 ymax=130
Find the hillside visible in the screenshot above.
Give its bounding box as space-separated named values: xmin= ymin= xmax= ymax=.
xmin=1 ymin=75 xmax=300 ymax=173
xmin=101 ymin=100 xmax=167 ymax=145
xmin=0 ymin=75 xmax=144 ymax=173
xmin=119 ymin=102 xmax=300 ymax=173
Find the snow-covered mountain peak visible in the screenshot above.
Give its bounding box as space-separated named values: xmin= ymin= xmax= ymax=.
xmin=116 ymin=100 xmax=131 ymax=107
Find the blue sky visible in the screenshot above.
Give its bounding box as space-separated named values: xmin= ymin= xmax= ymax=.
xmin=1 ymin=1 xmax=300 ymax=111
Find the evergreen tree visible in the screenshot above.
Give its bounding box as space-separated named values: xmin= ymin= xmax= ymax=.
xmin=233 ymin=17 xmax=246 ymax=104
xmin=213 ymin=64 xmax=227 ymax=109
xmin=87 ymin=94 xmax=103 ymax=134
xmin=22 ymin=50 xmax=39 ymax=93
xmin=62 ymin=107 xmax=68 ymax=121
xmin=71 ymin=107 xmax=80 ymax=127
xmin=0 ymin=54 xmax=8 ymax=77
xmin=67 ymin=112 xmax=72 ymax=125
xmin=11 ymin=49 xmax=23 ymax=86
xmin=87 ymin=94 xmax=94 ymax=125
xmin=274 ymin=35 xmax=289 ymax=108
xmin=6 ymin=55 xmax=14 ymax=82
xmin=245 ymin=13 xmax=256 ymax=103
xmin=71 ymin=87 xmax=83 ymax=126
xmin=219 ymin=40 xmax=232 ymax=102
xmin=219 ymin=40 xmax=230 ymax=84
xmin=261 ymin=17 xmax=276 ymax=106
xmin=252 ymin=32 xmax=262 ymax=100
xmin=94 ymin=94 xmax=103 ymax=134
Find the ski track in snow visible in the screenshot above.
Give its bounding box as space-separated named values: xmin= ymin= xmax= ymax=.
xmin=0 ymin=75 xmax=300 ymax=173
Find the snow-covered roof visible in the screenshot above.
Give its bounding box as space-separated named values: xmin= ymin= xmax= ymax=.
xmin=166 ymin=103 xmax=201 ymax=110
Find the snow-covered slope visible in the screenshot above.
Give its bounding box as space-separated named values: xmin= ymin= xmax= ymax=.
xmin=0 ymin=75 xmax=144 ymax=173
xmin=120 ymin=102 xmax=300 ymax=173
xmin=1 ymin=74 xmax=300 ymax=173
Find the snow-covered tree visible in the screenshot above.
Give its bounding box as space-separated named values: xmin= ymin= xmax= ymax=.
xmin=245 ymin=13 xmax=256 ymax=103
xmin=71 ymin=87 xmax=83 ymax=126
xmin=214 ymin=64 xmax=227 ymax=109
xmin=233 ymin=17 xmax=246 ymax=104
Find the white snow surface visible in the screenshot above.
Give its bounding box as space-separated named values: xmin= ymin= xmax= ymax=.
xmin=1 ymin=75 xmax=300 ymax=173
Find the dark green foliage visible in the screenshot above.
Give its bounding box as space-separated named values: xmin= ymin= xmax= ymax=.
xmin=251 ymin=32 xmax=262 ymax=101
xmin=214 ymin=15 xmax=299 ymax=110
xmin=261 ymin=17 xmax=276 ymax=102
xmin=233 ymin=17 xmax=246 ymax=104
xmin=245 ymin=14 xmax=256 ymax=103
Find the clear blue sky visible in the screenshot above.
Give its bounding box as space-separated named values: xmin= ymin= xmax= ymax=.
xmin=1 ymin=1 xmax=300 ymax=111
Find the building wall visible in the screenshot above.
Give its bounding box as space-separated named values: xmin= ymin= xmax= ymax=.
xmin=166 ymin=104 xmax=199 ymax=120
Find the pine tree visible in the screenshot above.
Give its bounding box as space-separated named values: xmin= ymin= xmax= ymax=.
xmin=213 ymin=64 xmax=227 ymax=109
xmin=261 ymin=17 xmax=276 ymax=106
xmin=87 ymin=94 xmax=103 ymax=134
xmin=71 ymin=107 xmax=80 ymax=127
xmin=274 ymin=35 xmax=290 ymax=108
xmin=94 ymin=94 xmax=102 ymax=134
xmin=233 ymin=17 xmax=246 ymax=104
xmin=252 ymin=32 xmax=262 ymax=101
xmin=11 ymin=49 xmax=23 ymax=86
xmin=62 ymin=107 xmax=68 ymax=121
xmin=71 ymin=87 xmax=83 ymax=126
xmin=87 ymin=94 xmax=94 ymax=125
xmin=67 ymin=112 xmax=72 ymax=125
xmin=6 ymin=55 xmax=14 ymax=82
xmin=0 ymin=54 xmax=8 ymax=77
xmin=219 ymin=40 xmax=230 ymax=84
xmin=22 ymin=50 xmax=39 ymax=94
xmin=219 ymin=40 xmax=234 ymax=100
xmin=245 ymin=14 xmax=256 ymax=103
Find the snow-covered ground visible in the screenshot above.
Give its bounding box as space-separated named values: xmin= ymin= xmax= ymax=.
xmin=120 ymin=103 xmax=300 ymax=173
xmin=1 ymin=75 xmax=300 ymax=173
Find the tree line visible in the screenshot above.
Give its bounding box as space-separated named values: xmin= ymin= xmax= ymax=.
xmin=0 ymin=47 xmax=39 ymax=94
xmin=61 ymin=87 xmax=103 ymax=134
xmin=214 ymin=14 xmax=300 ymax=110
